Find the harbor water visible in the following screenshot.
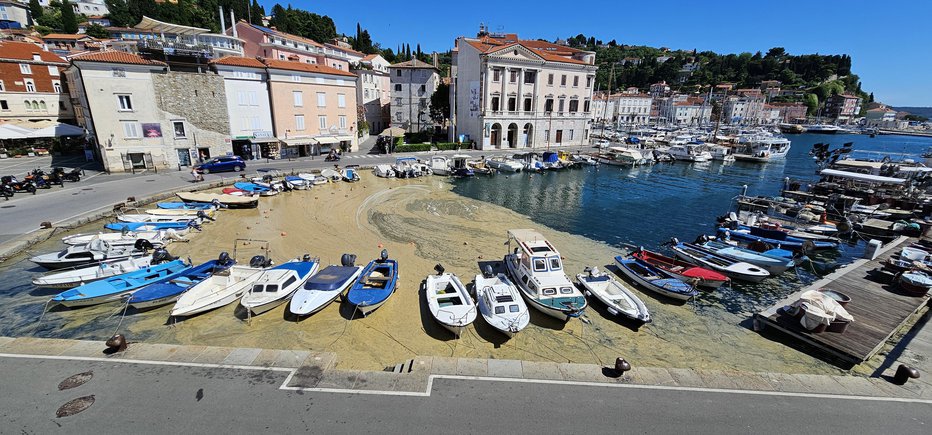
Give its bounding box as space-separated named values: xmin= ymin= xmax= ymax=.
xmin=0 ymin=133 xmax=929 ymax=373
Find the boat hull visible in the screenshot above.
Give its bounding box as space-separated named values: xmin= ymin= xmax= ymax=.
xmin=504 ymin=254 xmax=585 ymax=321
xmin=614 ymin=259 xmax=696 ymax=301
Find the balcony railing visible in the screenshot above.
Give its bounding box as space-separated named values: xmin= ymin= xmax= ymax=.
xmin=138 ymin=39 xmax=213 ymax=59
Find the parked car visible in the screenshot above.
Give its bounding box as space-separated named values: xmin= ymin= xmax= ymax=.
xmin=194 ymin=156 xmax=245 ymax=174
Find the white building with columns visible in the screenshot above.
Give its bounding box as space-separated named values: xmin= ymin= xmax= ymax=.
xmin=451 ymin=32 xmax=597 ymax=149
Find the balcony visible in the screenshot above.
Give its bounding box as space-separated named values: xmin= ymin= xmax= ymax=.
xmin=137 ymin=39 xmax=213 ymax=60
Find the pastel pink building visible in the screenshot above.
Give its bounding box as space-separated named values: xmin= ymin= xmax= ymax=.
xmin=231 ymin=21 xmax=363 ymax=72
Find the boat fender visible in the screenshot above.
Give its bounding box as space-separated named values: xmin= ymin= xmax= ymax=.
xmin=341 ymin=253 xmax=357 ymax=267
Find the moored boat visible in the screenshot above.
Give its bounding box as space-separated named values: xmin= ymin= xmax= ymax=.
xmin=613 ymin=257 xmax=698 ymax=302
xmin=473 ymin=266 xmax=529 ymax=337
xmin=696 ymin=240 xmax=794 ymax=275
xmin=345 ymin=250 xmax=398 ymax=317
xmin=485 ymin=156 xmax=524 ymax=173
xmin=631 ymin=248 xmax=729 ymax=289
xmin=289 ymin=254 xmax=363 ymax=317
xmin=30 ymin=239 xmax=148 ymax=270
xmin=128 ymin=253 xmax=235 ymax=310
xmin=576 ymin=266 xmax=651 ymax=322
xmin=670 ymin=243 xmax=770 ymax=283
xmin=32 ymin=251 xmax=171 ymax=289
xmin=239 ymin=256 xmax=319 ymax=316
xmin=51 ymin=259 xmax=191 ymax=307
xmin=503 ymin=229 xmax=587 ymax=321
xmin=170 ymin=255 xmax=274 ymax=318
xmin=176 ymin=191 xmax=259 ymax=209
xmin=424 ymin=265 xmax=477 ymax=336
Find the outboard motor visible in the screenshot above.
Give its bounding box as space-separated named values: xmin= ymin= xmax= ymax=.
xmin=482 ymin=265 xmax=494 ymax=279
xmin=302 ymin=254 xmax=312 ymax=262
xmin=134 ymin=238 xmax=155 ymax=251
xmin=249 ymin=255 xmax=271 ymax=268
xmin=341 ymin=253 xmax=357 ymax=267
xmin=434 ymin=264 xmax=445 ymax=275
xmin=747 ymin=240 xmax=771 ymax=253
xmin=210 ymin=198 xmax=227 ymax=209
xmin=196 ymin=210 xmax=215 ymax=222
xmin=693 ymin=234 xmax=710 ymax=245
xmin=151 ymin=248 xmax=175 ymax=264
xmin=218 ymin=251 xmax=232 ymax=265
xmin=379 ymin=249 xmax=389 ymax=262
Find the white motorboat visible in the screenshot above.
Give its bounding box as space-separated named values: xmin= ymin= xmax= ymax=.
xmin=807 ymin=124 xmax=846 ymax=134
xmin=668 ymin=143 xmax=712 ymax=162
xmin=30 ymin=239 xmax=148 ymax=270
xmin=670 ymin=243 xmax=770 ymax=283
xmin=569 ymin=154 xmax=598 ymax=166
xmin=239 ymin=257 xmax=319 ymax=316
xmin=32 ymin=254 xmax=162 ymax=289
xmin=474 ymin=266 xmax=529 ymax=337
xmin=733 ymin=136 xmax=791 ymax=162
xmin=116 ymin=213 xmax=201 ymax=224
xmin=373 ymin=164 xmax=396 ymax=178
xmin=424 ymin=267 xmax=477 ymax=337
xmin=576 ymin=267 xmax=651 ymax=323
xmin=429 ymin=156 xmax=452 ymax=175
xmin=320 ymin=169 xmax=342 ymax=182
xmin=503 ymin=229 xmax=587 ymax=321
xmin=298 ymin=173 xmax=330 ymax=186
xmin=289 ymin=255 xmax=363 ymax=317
xmin=485 ymin=156 xmax=524 ymax=173
xmin=169 ymin=257 xmax=273 ymax=318
xmin=597 ymin=147 xmax=652 ymax=166
xmin=62 ymin=230 xmax=182 ymax=247
xmin=708 ymin=145 xmax=736 ymax=162
xmin=145 ymin=208 xmax=215 ymax=218
xmin=176 ymin=192 xmax=258 ymax=208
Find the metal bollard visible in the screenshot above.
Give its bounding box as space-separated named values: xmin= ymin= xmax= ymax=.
xmin=105 ymin=334 xmax=128 ymax=353
xmin=614 ymin=357 xmax=631 ymax=375
xmin=893 ymin=364 xmax=920 ymax=385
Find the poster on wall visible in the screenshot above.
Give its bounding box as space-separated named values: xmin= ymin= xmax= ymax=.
xmin=142 ymin=123 xmax=163 ymax=138
xmin=468 ymin=81 xmax=480 ymax=118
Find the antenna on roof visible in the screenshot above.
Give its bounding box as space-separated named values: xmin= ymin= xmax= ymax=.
xmin=478 ymin=23 xmax=488 ymax=37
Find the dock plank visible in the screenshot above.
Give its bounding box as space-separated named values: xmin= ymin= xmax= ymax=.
xmin=756 ymin=236 xmax=931 ymax=364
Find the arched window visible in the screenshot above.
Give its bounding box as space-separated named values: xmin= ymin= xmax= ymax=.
xmin=39 ymin=101 xmax=47 ymax=110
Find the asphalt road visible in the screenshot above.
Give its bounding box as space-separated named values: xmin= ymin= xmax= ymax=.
xmin=1 ymin=147 xmax=591 ymax=244
xmin=1 ymin=356 xmax=928 ymax=433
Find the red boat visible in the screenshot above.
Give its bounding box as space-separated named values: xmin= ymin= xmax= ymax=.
xmin=221 ymin=187 xmax=247 ymax=196
xmin=632 ymin=249 xmax=730 ymax=289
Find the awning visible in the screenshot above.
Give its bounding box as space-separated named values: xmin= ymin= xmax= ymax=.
xmin=31 ymin=123 xmax=85 ymax=138
xmin=0 ymin=125 xmax=33 ymax=140
xmin=313 ymin=136 xmax=340 ymax=145
xmin=0 ymin=122 xmax=85 ymax=139
xmin=820 ymin=168 xmax=906 ymax=185
xmin=248 ymin=137 xmax=279 ymax=144
xmin=334 ymin=135 xmax=354 ymax=142
xmin=281 ymin=138 xmax=315 ymax=146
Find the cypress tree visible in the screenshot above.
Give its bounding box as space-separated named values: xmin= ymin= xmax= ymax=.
xmin=60 ymin=0 xmax=78 ymax=34
xmin=29 ymin=0 xmax=43 ymax=18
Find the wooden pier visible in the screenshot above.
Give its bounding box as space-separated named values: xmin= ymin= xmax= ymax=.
xmin=754 ymin=236 xmax=931 ymax=365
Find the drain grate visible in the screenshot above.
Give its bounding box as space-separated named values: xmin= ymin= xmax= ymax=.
xmin=56 ymin=395 xmax=95 ymax=418
xmin=58 ymin=371 xmax=93 ymax=391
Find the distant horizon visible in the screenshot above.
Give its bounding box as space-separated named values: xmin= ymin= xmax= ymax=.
xmin=259 ymin=0 xmax=931 ymax=107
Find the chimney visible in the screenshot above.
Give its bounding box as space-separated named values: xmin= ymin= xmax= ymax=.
xmin=432 ymin=52 xmax=438 ymax=68
xmin=219 ymin=6 xmax=226 ymax=34
xmin=230 ymin=10 xmax=237 ymax=38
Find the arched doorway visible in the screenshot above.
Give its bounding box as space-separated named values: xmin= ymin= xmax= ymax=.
xmin=523 ymin=123 xmax=533 ymax=147
xmin=507 ymin=123 xmax=518 ymax=148
xmin=490 ymin=123 xmax=502 ymax=148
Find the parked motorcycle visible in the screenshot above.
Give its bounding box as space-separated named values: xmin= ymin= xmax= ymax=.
xmin=52 ymin=167 xmax=82 ymax=182
xmin=0 ymin=175 xmax=36 ymax=194
xmin=25 ymin=168 xmax=63 ymax=189
xmin=0 ymin=181 xmax=13 ymax=199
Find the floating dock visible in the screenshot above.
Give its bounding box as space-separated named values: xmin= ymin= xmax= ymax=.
xmin=754 ymin=236 xmax=931 ymax=366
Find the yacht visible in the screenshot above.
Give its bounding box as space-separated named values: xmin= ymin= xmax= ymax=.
xmin=807 ymin=124 xmax=847 ymax=134
xmin=596 ymin=146 xmax=652 ymax=166
xmin=503 ymin=229 xmax=587 ymax=321
xmin=733 ymin=136 xmax=792 ymax=162
xmin=667 ymin=143 xmax=712 ymax=162
xmin=708 ymin=144 xmax=736 ymax=162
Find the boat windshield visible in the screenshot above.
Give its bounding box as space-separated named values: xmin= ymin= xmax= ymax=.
xmin=548 ymin=256 xmax=562 ymax=271
xmin=533 ymin=258 xmax=547 ymax=272
xmin=495 ymin=306 xmax=505 ymax=314
xmin=509 ymin=305 xmax=520 ymax=313
xmin=252 ymin=284 xmax=264 ymax=293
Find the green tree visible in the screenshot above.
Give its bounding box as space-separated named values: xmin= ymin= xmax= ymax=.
xmin=35 ymin=7 xmax=62 ymax=29
xmin=84 ymin=23 xmax=109 ymax=38
xmin=804 ymin=93 xmax=819 ymax=116
xmin=29 ymin=0 xmax=43 ymax=18
xmin=249 ymin=0 xmax=265 ymax=25
xmin=60 ymin=0 xmax=79 ymax=33
xmin=105 ymin=0 xmax=134 ymax=27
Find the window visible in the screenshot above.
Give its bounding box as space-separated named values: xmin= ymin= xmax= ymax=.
xmin=337 ymin=93 xmax=346 ymax=108
xmin=172 ymin=121 xmax=186 ymax=138
xmin=396 ymin=69 xmax=401 ymax=77
xmin=544 ymin=130 xmax=550 ymax=141
xmin=547 ymin=74 xmax=554 ymax=85
xmin=339 ymin=115 xmax=347 ymax=129
xmin=419 ymin=85 xmax=425 ymax=93
xmin=508 ymin=97 xmax=516 ymax=112
xmin=584 ymin=100 xmax=591 ymax=112
xmin=569 ymin=100 xmax=579 ymax=113
xmin=293 ymin=91 xmax=303 ymax=107
xmin=0 ymin=81 xmax=4 ymax=91
xmin=509 ymin=70 xmax=518 ymax=83
xmin=52 ymin=80 xmax=61 ymax=93
xmin=533 ymin=258 xmax=547 ymax=271
xmin=315 ymin=77 xmax=325 ymax=84
xmin=291 ymin=75 xmax=301 ymax=82
xmin=558 ymin=99 xmax=565 ymax=112
xmin=544 ymin=98 xmax=553 ymax=112
xmin=0 ymin=100 xmax=7 ymax=110
xmin=560 ymin=75 xmax=567 ymax=86
xmin=112 ymin=68 xmax=126 ymax=78
xmin=117 ymin=94 xmax=132 ymax=111
xmin=573 ymin=76 xmax=579 ymax=87
xmin=364 ymin=89 xmax=370 ymax=99
xmin=491 ymin=96 xmax=500 ymax=111
xmin=316 ymin=92 xmax=326 ymax=107
xmin=318 ymin=115 xmax=327 ymax=129
xmin=24 ymin=79 xmax=35 ymax=92
xmin=586 ymin=76 xmax=593 ymax=88
xmin=524 ymin=98 xmax=532 ymax=112
xmin=19 ymin=64 xmax=31 ymax=74
xmin=524 ymin=71 xmax=536 ymax=84
xmin=39 ymin=101 xmax=46 ymax=110
xmin=492 ymin=69 xmax=501 ymax=82
xmin=494 ymin=306 xmax=505 ymax=315
xmin=295 ymin=115 xmax=305 ymax=131
xmin=122 ymin=121 xmax=140 ymax=138
xmin=395 ymin=97 xmax=402 ymax=106
xmin=394 ymin=84 xmax=402 ymax=92
xmin=567 ymin=130 xmax=574 ymax=140
xmin=48 ymin=65 xmax=59 ymax=75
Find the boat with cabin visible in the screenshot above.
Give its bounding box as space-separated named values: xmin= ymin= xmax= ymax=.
xmin=503 ymin=229 xmax=587 ymax=321
xmin=474 ymin=265 xmax=529 ymax=337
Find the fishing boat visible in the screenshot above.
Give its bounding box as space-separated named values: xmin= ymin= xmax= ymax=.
xmin=667 ymin=143 xmax=712 ymax=162
xmin=51 ymin=259 xmax=191 ymax=307
xmin=170 ymin=255 xmax=274 ymax=318
xmin=32 ymin=250 xmax=173 ymax=289
xmin=240 ymin=256 xmax=319 ymax=316
xmin=341 ymin=165 xmax=361 ymax=182
xmin=321 ymin=168 xmax=343 ymax=181
xmin=718 ymin=226 xmax=838 ymax=251
xmin=503 ymin=229 xmax=587 ymax=321
xmin=696 ymin=240 xmax=794 ymax=275
xmin=429 ymin=156 xmax=452 ymax=175
xmin=345 ymin=250 xmax=398 ymax=317
xmin=289 ymin=254 xmax=363 ymax=317
xmin=613 ymin=257 xmax=698 ymax=302
xmin=670 ymin=243 xmax=770 ymax=283
xmin=576 ymin=266 xmax=651 ymax=322
xmin=115 ymin=213 xmax=204 ymax=224
xmin=631 ymin=248 xmax=729 ymax=289
xmin=485 ymin=156 xmax=524 ymax=173
xmin=424 ymin=265 xmax=477 ymax=337
xmin=467 ymin=158 xmax=494 ymax=175
xmin=473 ymin=265 xmax=529 ymax=337
xmin=156 ymin=201 xmax=221 ymax=210
xmin=450 ymin=155 xmax=475 ymax=177
xmin=128 ymin=253 xmax=235 ymax=310
xmin=30 ymin=239 xmax=148 ymax=270
xmin=284 ymin=175 xmax=308 ymax=190
xmin=62 ymin=230 xmax=176 ymax=247
xmin=176 ymin=191 xmax=258 ymax=209
xmin=373 ymin=164 xmax=396 ymax=178
xmin=233 ymin=181 xmax=272 ymax=194
xmin=104 ymin=221 xmax=196 ymax=232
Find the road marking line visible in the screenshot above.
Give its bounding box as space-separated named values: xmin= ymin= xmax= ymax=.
xmin=4 ymin=353 xmax=924 ymax=403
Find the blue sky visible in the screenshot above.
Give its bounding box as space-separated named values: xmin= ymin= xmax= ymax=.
xmin=263 ymin=1 xmax=931 ymax=106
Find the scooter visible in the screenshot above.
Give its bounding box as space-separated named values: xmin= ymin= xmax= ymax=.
xmin=0 ymin=182 xmax=13 ymax=199
xmin=52 ymin=167 xmax=82 ymax=182
xmin=25 ymin=168 xmax=62 ymax=188
xmin=0 ymin=175 xmax=36 ymax=194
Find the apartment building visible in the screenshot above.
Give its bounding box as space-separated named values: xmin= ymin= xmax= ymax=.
xmin=233 ymin=21 xmax=363 ymax=72
xmin=389 ymin=59 xmax=440 ymax=133
xmin=0 ymin=41 xmax=73 ymax=124
xmin=353 ymin=54 xmax=390 ymax=135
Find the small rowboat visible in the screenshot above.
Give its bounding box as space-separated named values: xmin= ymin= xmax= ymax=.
xmin=424 ymin=266 xmax=476 ymax=337
xmin=176 ymin=192 xmax=258 ymax=208
xmin=576 ymin=266 xmax=651 ymax=322
xmin=614 ymin=256 xmax=699 ymax=302
xmin=345 ymin=250 xmax=398 ymax=317
xmin=670 ymin=243 xmax=770 ymax=283
xmin=631 ymin=248 xmax=729 ymax=289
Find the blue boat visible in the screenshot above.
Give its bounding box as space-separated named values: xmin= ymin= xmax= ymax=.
xmin=345 ymin=250 xmax=398 ymax=317
xmin=105 ymin=221 xmax=196 ymax=232
xmin=290 ymin=256 xmax=363 ymax=316
xmin=233 ymin=182 xmax=270 ymax=193
xmin=128 ymin=253 xmax=235 ymax=310
xmin=157 ymin=201 xmax=219 ymax=210
xmin=614 ymin=256 xmax=698 ymax=302
xmin=718 ymin=226 xmax=838 ymax=251
xmin=51 ymin=259 xmax=191 ymax=307
xmin=696 ymin=240 xmax=794 ymax=275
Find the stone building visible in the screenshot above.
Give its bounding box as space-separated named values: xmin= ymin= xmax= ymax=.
xmin=389 ymin=59 xmax=440 ymax=133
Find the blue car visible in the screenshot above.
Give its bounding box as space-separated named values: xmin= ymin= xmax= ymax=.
xmin=194 ymin=156 xmax=245 ymax=174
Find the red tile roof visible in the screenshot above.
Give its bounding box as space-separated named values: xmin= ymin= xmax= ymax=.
xmin=210 ymin=56 xmax=266 ymax=69
xmin=71 ymin=50 xmax=167 ymax=66
xmin=0 ymin=41 xmax=68 ymax=64
xmin=42 ymin=34 xmax=95 ymax=41
xmin=389 ymin=59 xmax=438 ymax=70
xmin=464 ymin=38 xmax=590 ymax=65
xmin=325 ymin=43 xmax=364 ymax=56
xmin=361 ymin=54 xmax=378 ymax=62
xmin=262 ymin=58 xmax=356 ymax=77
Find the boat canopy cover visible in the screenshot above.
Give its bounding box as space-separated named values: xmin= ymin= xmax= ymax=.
xmin=542 ymin=152 xmax=559 ymax=163
xmin=820 ymin=168 xmax=906 ymax=185
xmin=305 ymin=265 xmax=358 ymax=291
